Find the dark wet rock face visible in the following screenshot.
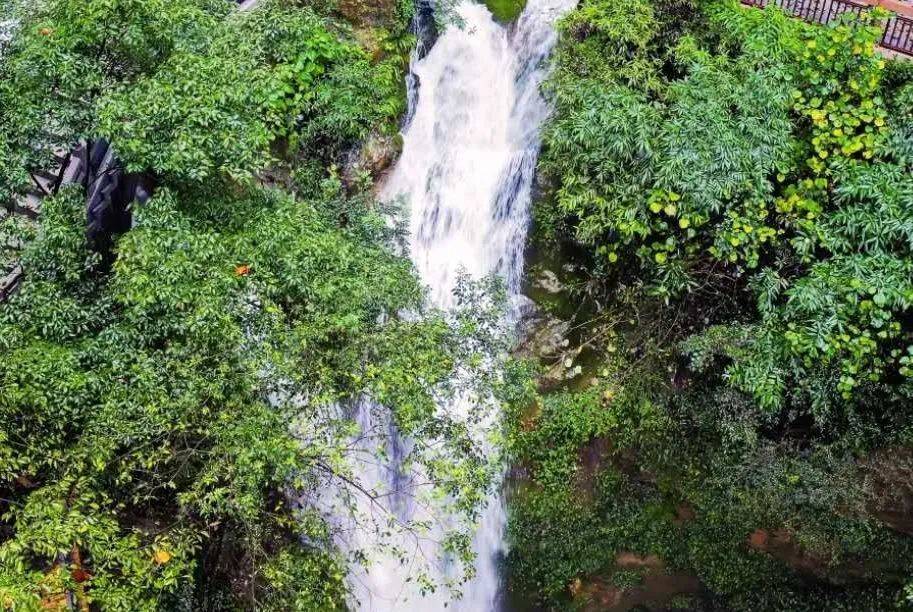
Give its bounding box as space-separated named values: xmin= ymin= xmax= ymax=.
xmin=413 ymin=0 xmax=438 ymax=59
xmin=746 ymin=527 xmax=907 ymax=585
xmin=571 ymin=553 xmax=708 ymax=612
xmin=861 ymin=447 xmax=913 ymax=536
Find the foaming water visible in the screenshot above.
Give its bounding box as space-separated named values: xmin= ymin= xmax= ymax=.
xmin=335 ymin=1 xmax=576 ymax=609
xmin=1 ymin=20 xmax=16 ymax=51
xmin=385 ymin=0 xmax=575 ymax=309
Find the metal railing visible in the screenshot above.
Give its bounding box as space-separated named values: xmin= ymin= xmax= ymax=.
xmin=742 ymin=0 xmax=913 ymax=55
xmin=882 ymin=11 xmax=913 ymax=52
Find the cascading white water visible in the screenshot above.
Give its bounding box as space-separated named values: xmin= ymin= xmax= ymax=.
xmin=386 ymin=0 xmax=575 ymax=309
xmin=337 ymin=1 xmax=576 ymax=610
xmin=0 ymin=20 xmax=15 ymax=50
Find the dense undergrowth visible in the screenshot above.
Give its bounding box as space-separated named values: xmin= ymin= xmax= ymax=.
xmin=4 ymin=0 xmax=913 ymax=609
xmin=509 ymin=0 xmax=913 ymax=609
xmin=0 ymin=0 xmax=510 ymax=608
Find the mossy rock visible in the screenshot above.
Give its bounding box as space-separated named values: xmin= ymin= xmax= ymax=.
xmin=336 ymin=0 xmax=398 ymax=29
xmin=484 ymin=0 xmax=527 ymax=22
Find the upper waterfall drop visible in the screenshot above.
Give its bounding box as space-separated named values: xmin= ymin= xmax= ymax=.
xmin=383 ymin=0 xmax=576 ymax=309
xmin=352 ymin=0 xmax=576 ymax=609
xmin=382 ymin=2 xmax=517 ymax=308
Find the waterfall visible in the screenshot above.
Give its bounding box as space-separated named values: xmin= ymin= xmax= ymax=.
xmin=330 ymin=1 xmax=576 ymax=610
xmin=0 ymin=20 xmax=15 ymax=51
xmin=385 ymin=0 xmax=575 ymax=309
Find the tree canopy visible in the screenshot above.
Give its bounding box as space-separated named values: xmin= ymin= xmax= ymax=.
xmin=513 ymin=0 xmax=913 ymax=608
xmin=0 ymin=0 xmax=507 ymax=608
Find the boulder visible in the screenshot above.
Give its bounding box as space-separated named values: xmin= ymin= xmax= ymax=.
xmin=539 ymin=345 xmax=583 ymax=390
xmin=533 ymin=269 xmax=564 ymax=294
xmin=514 ymin=311 xmax=583 ymax=390
xmin=515 ymin=315 xmax=570 ymax=361
xmin=343 ymin=131 xmax=404 ymax=189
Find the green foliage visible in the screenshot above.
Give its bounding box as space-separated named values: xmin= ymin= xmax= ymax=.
xmin=97 ymin=42 xmax=277 ymax=181
xmin=484 ymin=0 xmax=527 ymax=23
xmin=552 ymin=0 xmax=661 ymax=90
xmin=1 ymin=0 xmax=410 ymax=194
xmin=541 ymin=0 xmax=913 ymax=415
xmin=542 ymin=0 xmax=799 ymax=294
xmin=97 ymin=2 xmax=404 ymax=182
xmin=611 ymin=568 xmax=644 ymax=589
xmin=0 ymin=0 xmax=508 ymax=607
xmin=517 ymin=0 xmax=913 ymax=608
xmin=259 ymin=547 xmax=347 ymax=611
xmin=0 ymin=0 xmax=228 ymax=203
xmin=505 ymin=343 xmax=679 ymax=602
xmin=0 ymin=179 xmax=506 ymax=607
